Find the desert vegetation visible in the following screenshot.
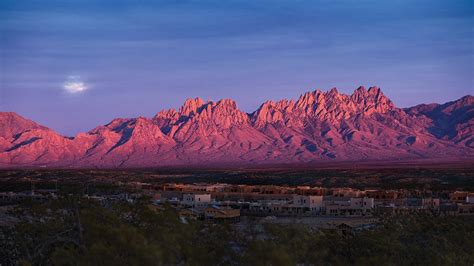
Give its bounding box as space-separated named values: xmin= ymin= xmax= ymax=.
xmin=1 ymin=166 xmax=474 ymax=191
xmin=1 ymin=195 xmax=473 ymax=265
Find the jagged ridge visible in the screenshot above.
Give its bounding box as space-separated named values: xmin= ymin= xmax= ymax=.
xmin=0 ymin=86 xmax=472 ymax=167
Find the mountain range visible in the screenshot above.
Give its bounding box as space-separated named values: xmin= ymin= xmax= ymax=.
xmin=1 ymin=86 xmax=473 ymax=168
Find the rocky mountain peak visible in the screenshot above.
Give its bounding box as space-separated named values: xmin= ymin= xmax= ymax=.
xmin=193 ymin=98 xmax=249 ymax=127
xmin=296 ymin=89 xmax=321 ymax=108
xmin=214 ymin=98 xmax=238 ymax=110
xmin=179 ymin=97 xmax=206 ymax=116
xmin=0 ymin=112 xmax=48 ymax=139
xmin=155 ymin=108 xmax=178 ymax=119
xmin=252 ymin=100 xmax=286 ymax=126
xmin=350 ymin=86 xmax=394 ymax=114
xmin=326 ymin=87 xmax=340 ymax=96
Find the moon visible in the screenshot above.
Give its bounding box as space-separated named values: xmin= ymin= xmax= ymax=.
xmin=63 ymin=76 xmax=88 ymax=93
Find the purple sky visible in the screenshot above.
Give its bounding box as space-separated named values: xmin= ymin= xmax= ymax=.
xmin=1 ymin=0 xmax=473 ymax=136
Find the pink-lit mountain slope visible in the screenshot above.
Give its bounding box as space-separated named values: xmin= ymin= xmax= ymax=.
xmin=404 ymin=95 xmax=473 ymax=148
xmin=1 ymin=87 xmax=472 ymax=168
